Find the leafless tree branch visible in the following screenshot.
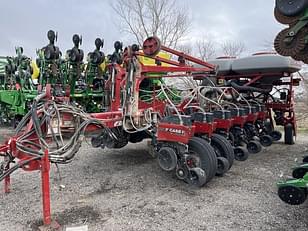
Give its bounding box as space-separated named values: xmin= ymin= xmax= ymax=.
xmin=220 ymin=40 xmax=246 ymax=57
xmin=111 ymin=0 xmax=190 ymax=48
xmin=196 ymin=39 xmax=216 ymax=60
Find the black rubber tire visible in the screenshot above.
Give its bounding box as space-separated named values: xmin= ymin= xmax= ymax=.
xmin=247 ymin=140 xmax=262 ymax=154
xmin=228 ymin=132 xmax=235 ymax=146
xmin=211 ymin=133 xmax=235 ymax=169
xmin=292 ymin=167 xmax=308 ymax=179
xmin=260 ymin=135 xmax=273 ymax=147
xmin=276 ymin=0 xmax=307 ymax=16
xmin=274 ymin=6 xmax=301 ymax=24
xmin=234 ymin=146 xmax=249 ymax=161
xmin=278 ymin=185 xmax=307 ymax=205
xmin=188 ymin=137 xmax=217 ymax=184
xmin=264 ymin=120 xmax=274 ymax=132
xmin=284 ymin=123 xmax=295 ymax=145
xmin=216 ymin=157 xmax=230 ymax=177
xmin=270 ymin=130 xmax=282 ymax=141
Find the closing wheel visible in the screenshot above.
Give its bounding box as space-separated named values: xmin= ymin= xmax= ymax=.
xmin=270 ymin=130 xmax=282 ymax=141
xmin=216 ymin=157 xmax=230 ymax=177
xmin=157 ymin=147 xmax=177 ymax=171
xmin=247 ymin=140 xmax=262 ymax=154
xmin=142 ymin=36 xmax=161 ymax=56
xmin=176 ymin=167 xmax=187 ymax=180
xmin=274 ymin=28 xmax=306 ymax=56
xmin=234 ymin=146 xmax=249 ymax=161
xmin=187 ymin=168 xmax=207 ymax=187
xmin=185 ymin=137 xmax=217 ymax=186
xmin=284 ymin=123 xmax=295 ymax=145
xmin=292 ymin=167 xmax=308 ymax=179
xmin=211 ymin=133 xmax=235 ymax=169
xmin=260 ymin=135 xmax=273 ymax=147
xmin=278 ymin=185 xmax=307 ymax=205
xmin=275 ymin=0 xmax=307 ymax=17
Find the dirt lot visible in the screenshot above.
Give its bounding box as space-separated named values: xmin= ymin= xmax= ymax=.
xmin=1 ymin=127 xmax=308 ymax=231
xmin=295 ymin=102 xmax=308 ymax=132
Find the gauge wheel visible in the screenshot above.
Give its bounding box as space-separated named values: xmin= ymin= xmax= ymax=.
xmin=247 ymin=140 xmax=262 ymax=154
xmin=234 ymin=146 xmax=249 ymax=161
xmin=278 ymin=185 xmax=307 ymax=205
xmin=185 ymin=137 xmax=217 ymax=185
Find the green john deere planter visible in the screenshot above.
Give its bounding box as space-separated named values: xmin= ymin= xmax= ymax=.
xmin=277 ymin=156 xmax=308 ymax=205
xmin=274 ymin=0 xmax=308 ymax=64
xmin=0 ymin=49 xmax=38 ymax=126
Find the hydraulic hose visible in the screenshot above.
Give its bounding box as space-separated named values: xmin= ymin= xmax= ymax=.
xmin=0 ymin=156 xmax=41 ymax=182
xmin=228 ymin=80 xmax=271 ymax=93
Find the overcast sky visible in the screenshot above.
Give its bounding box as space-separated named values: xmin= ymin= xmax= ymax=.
xmin=0 ymin=0 xmax=284 ymax=58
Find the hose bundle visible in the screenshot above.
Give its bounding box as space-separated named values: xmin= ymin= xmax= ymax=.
xmin=0 ymin=92 xmax=115 ymax=181
xmin=13 ymin=93 xmax=113 ymax=164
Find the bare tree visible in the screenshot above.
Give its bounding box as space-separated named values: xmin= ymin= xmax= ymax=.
xmin=111 ymin=0 xmax=190 ymax=48
xmin=196 ymin=39 xmax=216 ymax=60
xmin=220 ymin=40 xmax=246 ymax=57
xmin=177 ymin=43 xmax=193 ymax=55
xmin=298 ymin=71 xmax=308 ymax=101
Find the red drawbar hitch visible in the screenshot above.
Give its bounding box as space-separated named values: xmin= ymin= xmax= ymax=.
xmin=39 ymin=150 xmax=60 ymax=230
xmin=41 ymin=149 xmax=51 ymax=225
xmin=4 ymin=161 xmax=10 ymax=193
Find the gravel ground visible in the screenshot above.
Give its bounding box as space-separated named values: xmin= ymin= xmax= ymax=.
xmin=295 ymin=102 xmax=308 ymax=132
xmin=1 ymin=127 xmax=308 ymax=231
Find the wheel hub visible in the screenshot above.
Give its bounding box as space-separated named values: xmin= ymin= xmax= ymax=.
xmin=176 ymin=167 xmax=188 ymax=180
